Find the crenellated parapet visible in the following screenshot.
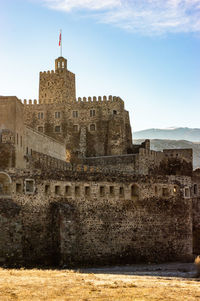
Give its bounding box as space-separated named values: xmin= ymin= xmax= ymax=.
xmin=22 ymin=96 xmax=124 ymax=106
xmin=40 ymin=70 xmax=55 ymax=75
xmin=74 ymin=95 xmax=124 ymax=103
xmin=22 ymin=99 xmax=38 ymax=105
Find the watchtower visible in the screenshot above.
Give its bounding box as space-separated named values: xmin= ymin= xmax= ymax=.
xmin=39 ymin=57 xmax=76 ymax=104
xmin=55 ymin=57 xmax=67 ymax=71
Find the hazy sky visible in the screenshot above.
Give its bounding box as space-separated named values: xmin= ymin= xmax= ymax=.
xmin=0 ymin=0 xmax=200 ymax=131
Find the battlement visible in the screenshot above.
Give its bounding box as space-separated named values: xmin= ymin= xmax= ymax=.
xmin=22 ymin=99 xmax=38 ymax=105
xmin=39 ymin=69 xmax=72 ymax=76
xmin=40 ymin=70 xmax=55 ymax=75
xmin=22 ymin=96 xmax=124 ymax=105
xmin=74 ymin=95 xmax=124 ymax=103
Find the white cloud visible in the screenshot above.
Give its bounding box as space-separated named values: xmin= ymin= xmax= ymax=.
xmin=43 ymin=0 xmax=121 ymax=11
xmin=42 ymin=0 xmax=200 ymax=34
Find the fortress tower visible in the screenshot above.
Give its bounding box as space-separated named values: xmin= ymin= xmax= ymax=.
xmin=39 ymin=56 xmax=76 ymax=104
xmin=24 ymin=56 xmax=133 ymax=159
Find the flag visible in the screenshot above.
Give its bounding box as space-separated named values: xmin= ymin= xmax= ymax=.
xmin=59 ymin=31 xmax=61 ymax=46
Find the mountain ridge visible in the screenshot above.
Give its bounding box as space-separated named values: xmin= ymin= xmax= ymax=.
xmin=134 ymin=127 xmax=200 ymax=142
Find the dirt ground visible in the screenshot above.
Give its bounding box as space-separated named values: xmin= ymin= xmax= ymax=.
xmin=0 ymin=263 xmax=199 ymax=301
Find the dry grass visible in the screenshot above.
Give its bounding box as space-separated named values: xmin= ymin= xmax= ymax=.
xmin=0 ymin=268 xmax=200 ymax=301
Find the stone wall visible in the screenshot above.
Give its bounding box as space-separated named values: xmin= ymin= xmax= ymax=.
xmin=84 ymin=154 xmax=137 ymax=173
xmin=0 ymin=96 xmax=25 ymax=168
xmin=192 ymin=171 xmax=200 ymax=255
xmin=57 ymin=195 xmax=192 ymax=266
xmin=24 ymin=96 xmax=132 ymax=158
xmin=0 ymin=143 xmax=15 ymax=169
xmin=0 ymin=169 xmax=193 ymax=267
xmin=83 ymin=148 xmax=169 ymax=176
xmin=0 ymin=198 xmax=22 ymax=265
xmin=25 ymin=126 xmax=66 ymax=161
xmin=163 ymin=149 xmax=193 ymax=164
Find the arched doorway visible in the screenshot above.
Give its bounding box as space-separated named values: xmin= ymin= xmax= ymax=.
xmin=0 ymin=172 xmax=12 ymax=197
xmin=131 ymin=184 xmax=139 ymax=201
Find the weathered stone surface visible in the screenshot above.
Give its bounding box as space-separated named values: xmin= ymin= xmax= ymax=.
xmin=0 ymin=199 xmax=22 ymax=265
xmin=0 ymin=169 xmax=195 ymax=267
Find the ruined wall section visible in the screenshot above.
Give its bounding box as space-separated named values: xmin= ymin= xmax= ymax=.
xmin=163 ymin=149 xmax=193 ymax=164
xmin=157 ymin=149 xmax=194 ymax=176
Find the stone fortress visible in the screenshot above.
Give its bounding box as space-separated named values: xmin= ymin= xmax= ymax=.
xmin=0 ymin=55 xmax=200 ymax=267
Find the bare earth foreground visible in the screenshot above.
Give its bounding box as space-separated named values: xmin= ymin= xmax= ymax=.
xmin=0 ymin=263 xmax=200 ymax=301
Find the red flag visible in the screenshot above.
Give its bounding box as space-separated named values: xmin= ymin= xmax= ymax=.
xmin=59 ymin=32 xmax=61 ymax=46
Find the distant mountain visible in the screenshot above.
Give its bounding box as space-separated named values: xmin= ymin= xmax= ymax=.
xmin=134 ymin=139 xmax=200 ymax=170
xmin=134 ymin=127 xmax=200 ymax=142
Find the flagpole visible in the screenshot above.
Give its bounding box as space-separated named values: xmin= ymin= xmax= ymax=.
xmin=60 ymin=29 xmax=62 ymax=57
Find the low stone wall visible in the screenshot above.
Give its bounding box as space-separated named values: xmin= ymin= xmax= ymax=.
xmin=27 ymin=151 xmax=136 ymax=175
xmin=84 ymin=154 xmax=137 ymax=173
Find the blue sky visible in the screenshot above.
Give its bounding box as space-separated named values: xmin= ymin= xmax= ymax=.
xmin=0 ymin=0 xmax=200 ymax=131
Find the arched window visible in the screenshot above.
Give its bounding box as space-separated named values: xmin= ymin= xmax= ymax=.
xmin=85 ymin=186 xmax=90 ymax=197
xmin=90 ymin=124 xmax=96 ymax=131
xmin=119 ymin=186 xmax=124 ymax=197
xmin=194 ymin=184 xmax=198 ymax=195
xmin=0 ymin=172 xmax=12 ymax=197
xmin=38 ymin=126 xmax=44 ymax=133
xmin=131 ymin=184 xmax=139 ymax=200
xmin=90 ymin=109 xmax=95 ymax=117
xmin=55 ymin=185 xmax=61 ymax=195
xmin=162 ymin=187 xmax=169 ymax=197
xmin=100 ymin=186 xmax=105 ymax=197
xmin=62 ymin=61 xmax=65 ymax=68
xmin=184 ymin=187 xmax=190 ymax=198
xmin=65 ymin=185 xmax=72 ymax=196
xmin=55 ymin=126 xmax=61 ymax=133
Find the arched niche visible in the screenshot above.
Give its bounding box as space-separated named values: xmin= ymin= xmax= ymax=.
xmin=131 ymin=184 xmax=139 ymax=201
xmin=0 ymin=172 xmax=12 ymax=197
